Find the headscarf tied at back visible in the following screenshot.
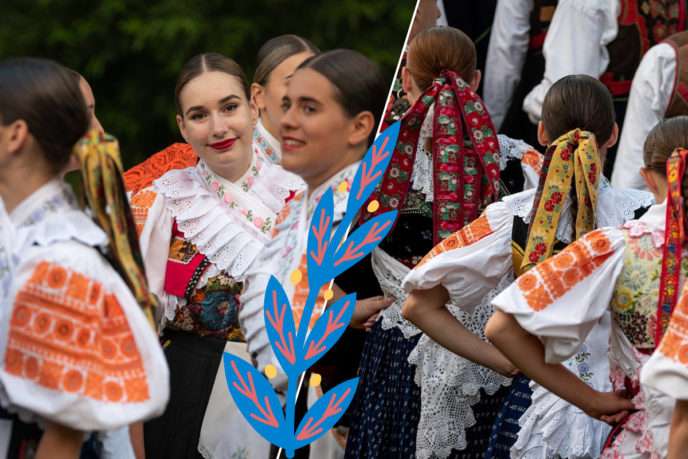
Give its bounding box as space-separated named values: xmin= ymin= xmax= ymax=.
xmin=72 ymin=130 xmax=157 ymax=329
xmin=521 ymin=129 xmax=601 ymax=273
xmin=656 ymin=148 xmax=688 ymax=346
xmin=360 ymin=69 xmax=501 ymax=246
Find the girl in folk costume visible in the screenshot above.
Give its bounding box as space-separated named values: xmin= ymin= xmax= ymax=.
xmin=343 ymin=25 xmax=544 ymax=459
xmin=0 ymin=58 xmax=168 ymax=458
xmin=251 ymin=34 xmax=319 ymax=164
xmin=643 ymin=275 xmax=688 ymax=458
xmin=137 ymin=53 xmax=296 ymax=459
xmin=124 ymin=34 xmax=316 ymax=213
xmin=487 ymin=116 xmax=688 ymax=458
xmin=240 ymin=49 xmax=392 ymax=458
xmin=402 ymin=74 xmax=655 ymax=459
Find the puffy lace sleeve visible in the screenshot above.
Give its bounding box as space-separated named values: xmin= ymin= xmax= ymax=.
xmin=402 ymin=201 xmax=514 ymax=314
xmin=642 ymin=282 xmax=688 ymax=400
xmin=492 ymin=227 xmax=626 ymax=363
xmin=0 ymin=241 xmax=169 ymax=430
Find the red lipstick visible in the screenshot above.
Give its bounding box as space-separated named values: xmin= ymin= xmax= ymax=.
xmin=282 ymin=136 xmax=305 ymax=151
xmin=209 ymin=138 xmax=236 ymax=150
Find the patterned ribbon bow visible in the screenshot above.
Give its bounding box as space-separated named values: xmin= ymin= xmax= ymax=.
xmin=360 ymin=69 xmax=500 ymax=245
xmin=521 ymin=129 xmax=601 ymax=272
xmin=656 ymin=148 xmax=688 ymax=346
xmin=73 ymin=130 xmax=157 ymax=329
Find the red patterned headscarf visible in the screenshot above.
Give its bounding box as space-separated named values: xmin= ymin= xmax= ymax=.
xmin=657 ymin=148 xmax=688 ymax=346
xmin=360 ymin=69 xmax=500 ymax=245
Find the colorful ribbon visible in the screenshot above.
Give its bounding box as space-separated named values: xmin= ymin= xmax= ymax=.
xmin=73 ymin=130 xmax=157 ymax=328
xmin=656 ymin=148 xmax=688 ymax=346
xmin=361 ymin=69 xmax=500 ymax=245
xmin=521 ymin=129 xmax=601 ymax=272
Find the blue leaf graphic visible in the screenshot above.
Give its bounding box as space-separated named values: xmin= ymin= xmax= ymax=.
xmin=346 ymin=120 xmax=400 ymax=216
xmin=302 ymin=292 xmax=357 ymax=368
xmin=264 ymin=276 xmax=299 ymax=377
xmin=294 ymin=378 xmax=359 ymax=448
xmin=223 ymin=353 xmax=287 ymax=448
xmin=328 ymin=210 xmax=397 ymax=280
xmin=306 ymin=187 xmax=334 ymax=288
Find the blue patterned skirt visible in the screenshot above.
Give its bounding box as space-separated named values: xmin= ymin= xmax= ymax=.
xmin=483 ymin=375 xmax=533 ymax=458
xmin=345 ymin=321 xmax=421 ymax=458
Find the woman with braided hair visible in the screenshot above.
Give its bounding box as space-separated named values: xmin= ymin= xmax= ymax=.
xmin=342 ymin=25 xmax=545 ymax=459
xmin=0 ymin=57 xmax=168 ymax=458
xmin=401 ymin=74 xmax=655 ymax=458
xmin=487 ymin=116 xmax=688 ymax=458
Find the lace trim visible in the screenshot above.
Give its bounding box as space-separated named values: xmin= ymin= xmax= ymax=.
xmin=373 ymin=248 xmax=422 ymax=339
xmin=504 ymin=182 xmax=654 ymax=244
xmin=513 ymin=313 xmax=613 ymax=459
xmin=154 ymin=168 xmax=267 ymax=280
xmin=497 ymin=134 xmax=534 ymax=170
xmin=408 ymin=273 xmax=514 ymax=459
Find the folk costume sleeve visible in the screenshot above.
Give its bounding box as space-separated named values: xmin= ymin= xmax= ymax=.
xmin=402 ymin=201 xmax=514 ymax=314
xmin=492 ymin=227 xmax=626 ymax=363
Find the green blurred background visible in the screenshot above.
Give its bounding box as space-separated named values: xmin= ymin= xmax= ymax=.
xmin=1 ymin=0 xmax=415 ymax=169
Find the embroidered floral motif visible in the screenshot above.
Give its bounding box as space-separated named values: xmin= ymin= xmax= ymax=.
xmin=8 ymin=261 xmax=150 ymax=403
xmin=522 ymin=130 xmax=601 ymax=271
xmin=658 ymin=281 xmax=688 ymax=364
xmin=123 ymin=143 xmax=197 ymax=196
xmin=517 ymin=230 xmax=614 ymax=311
xmin=572 ymin=343 xmax=593 ymax=381
xmin=253 ymin=128 xmax=280 ymax=164
xmin=361 ymin=70 xmax=500 ymax=245
xmin=129 ymin=189 xmax=158 ymax=236
xmin=415 ymin=214 xmax=494 ymax=268
xmin=172 ymin=272 xmax=244 ymax=340
xmin=611 ymin=229 xmax=688 ymax=350
xmin=198 ymin=159 xmax=273 ymax=234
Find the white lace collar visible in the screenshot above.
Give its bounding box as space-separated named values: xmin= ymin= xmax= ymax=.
xmin=503 ymin=179 xmax=655 ymax=243
xmin=154 ymin=153 xmax=298 ymax=279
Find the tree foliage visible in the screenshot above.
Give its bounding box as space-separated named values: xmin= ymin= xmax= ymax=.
xmin=0 ymin=0 xmax=414 ymax=168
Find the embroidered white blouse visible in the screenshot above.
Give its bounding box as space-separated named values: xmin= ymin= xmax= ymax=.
xmin=493 ymin=201 xmax=676 ymax=458
xmin=401 ymin=182 xmax=653 ymax=459
xmin=138 ymin=153 xmax=294 ymax=328
xmin=0 ymin=179 xmax=169 ymax=432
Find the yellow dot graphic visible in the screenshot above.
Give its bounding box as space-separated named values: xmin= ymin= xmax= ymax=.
xmin=338 ymin=181 xmax=348 ymax=193
xmin=324 ymin=289 xmax=334 ymax=301
xmin=265 ymin=364 xmax=277 ymax=379
xmin=290 ymin=270 xmax=303 ymax=284
xmin=310 ymin=373 xmax=322 ymax=387
xmin=367 ymin=200 xmax=380 ymax=213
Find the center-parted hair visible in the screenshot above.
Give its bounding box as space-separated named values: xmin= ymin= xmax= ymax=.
xmin=407 ymin=26 xmax=477 ymax=92
xmin=0 ymin=57 xmax=89 ymax=173
xmin=253 ymin=34 xmax=320 ymax=87
xmin=175 ymin=52 xmax=250 ymax=117
xmin=297 ymin=49 xmax=387 ymax=147
xmin=541 ymin=75 xmax=616 ymax=147
xmin=643 ymin=116 xmax=688 ymax=176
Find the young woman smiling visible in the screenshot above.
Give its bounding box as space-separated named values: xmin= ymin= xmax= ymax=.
xmin=136 ymin=52 xmax=297 ymax=459
xmin=251 ymin=34 xmax=319 ymax=164
xmin=240 ymin=49 xmax=393 ymax=458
